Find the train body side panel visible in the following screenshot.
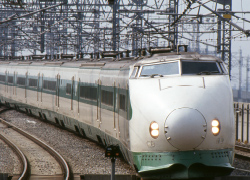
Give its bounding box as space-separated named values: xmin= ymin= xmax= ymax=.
xmin=0 ymin=63 xmax=133 ymax=163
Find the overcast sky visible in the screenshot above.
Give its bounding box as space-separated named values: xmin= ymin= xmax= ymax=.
xmin=229 ymin=0 xmax=250 ymax=89
xmin=231 ymin=0 xmax=250 ymax=58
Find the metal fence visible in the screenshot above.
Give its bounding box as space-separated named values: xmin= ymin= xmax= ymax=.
xmin=234 ymin=102 xmax=250 ymax=143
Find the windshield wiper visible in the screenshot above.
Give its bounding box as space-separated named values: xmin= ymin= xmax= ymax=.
xmin=197 ymin=71 xmax=219 ymax=75
xmin=140 ymin=74 xmax=164 ymax=78
xmin=150 ymin=74 xmax=163 ymax=78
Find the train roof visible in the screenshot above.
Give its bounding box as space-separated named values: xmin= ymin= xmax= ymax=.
xmin=0 ymin=52 xmax=222 ymax=70
xmin=135 ymin=52 xmax=222 ymax=65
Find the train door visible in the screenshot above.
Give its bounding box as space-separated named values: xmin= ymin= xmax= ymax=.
xmin=97 ymin=79 xmax=101 ymax=128
xmin=118 ymin=82 xmax=130 ymax=147
xmin=25 ymin=72 xmax=27 ymax=103
xmin=4 ymin=71 xmax=7 ymax=95
xmin=7 ymin=71 xmax=14 ymax=98
xmin=77 ymin=78 xmax=80 ymax=116
xmin=71 ymin=76 xmax=74 ymax=111
xmin=41 ymin=73 xmax=43 ymax=104
xmin=113 ymin=81 xmax=119 ymax=138
xmin=37 ymin=73 xmax=40 ymax=103
xmin=56 ymin=74 xmax=60 ymax=109
xmin=15 ymin=72 xmax=17 ymax=96
xmin=13 ymin=72 xmax=16 ymax=97
xmin=117 ymin=83 xmax=121 ymax=138
xmin=125 ymin=83 xmax=130 ymax=145
xmin=6 ymin=71 xmax=9 ymax=95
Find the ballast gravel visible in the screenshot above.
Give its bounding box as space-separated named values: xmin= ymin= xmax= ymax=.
xmin=0 ymin=110 xmax=136 ymax=176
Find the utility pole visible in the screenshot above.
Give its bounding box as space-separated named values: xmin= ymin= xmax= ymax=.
xmin=40 ymin=3 xmax=45 ymax=53
xmin=221 ymin=2 xmax=232 ymax=77
xmin=168 ymin=0 xmax=178 ymax=49
xmin=215 ymin=0 xmax=232 ymax=77
xmin=238 ymin=49 xmax=243 ymax=101
xmin=247 ymin=56 xmax=250 ymax=101
xmin=112 ymin=0 xmax=117 ymax=51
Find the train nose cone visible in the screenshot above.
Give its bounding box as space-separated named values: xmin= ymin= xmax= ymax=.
xmin=164 ymin=108 xmax=207 ymax=151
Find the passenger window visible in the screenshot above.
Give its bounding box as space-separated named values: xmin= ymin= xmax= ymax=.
xmin=29 ymin=78 xmax=38 ymax=87
xmin=119 ymin=94 xmax=126 ymax=111
xmin=0 ymin=75 xmax=6 ymax=82
xmin=8 ymin=76 xmax=13 ymax=84
xmin=17 ymin=77 xmax=25 ymax=85
xmin=80 ymin=86 xmax=97 ymax=101
xmin=66 ymin=83 xmax=71 ymax=95
xmin=101 ymin=90 xmax=113 ymax=106
xmin=43 ymin=80 xmax=56 ymax=91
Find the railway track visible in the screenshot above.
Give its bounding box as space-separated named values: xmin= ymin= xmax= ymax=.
xmin=235 ymin=145 xmax=250 ymax=153
xmin=235 ymin=145 xmax=250 ymax=161
xmin=0 ymin=108 xmax=136 ymax=179
xmin=0 ymin=133 xmax=28 ymax=179
xmin=0 ymin=116 xmax=70 ymax=180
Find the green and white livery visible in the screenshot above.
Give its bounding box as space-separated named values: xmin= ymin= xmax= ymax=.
xmin=0 ymin=52 xmax=235 ymax=179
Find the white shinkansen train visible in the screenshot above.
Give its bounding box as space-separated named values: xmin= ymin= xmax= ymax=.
xmin=0 ymin=52 xmax=235 ymax=179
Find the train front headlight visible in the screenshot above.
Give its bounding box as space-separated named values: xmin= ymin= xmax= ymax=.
xmin=212 ymin=119 xmax=220 ymax=136
xmin=150 ymin=122 xmax=159 ymax=139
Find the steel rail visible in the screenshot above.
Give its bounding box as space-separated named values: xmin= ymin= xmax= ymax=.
xmin=0 ymin=118 xmax=70 ymax=180
xmin=235 ymin=145 xmax=250 ymax=153
xmin=0 ymin=133 xmax=28 ymax=180
xmin=235 ymin=145 xmax=250 ymax=163
xmin=234 ymin=167 xmax=250 ymax=173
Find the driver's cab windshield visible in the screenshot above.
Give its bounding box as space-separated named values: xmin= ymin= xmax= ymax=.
xmin=140 ymin=61 xmax=179 ymax=77
xmin=182 ymin=61 xmax=224 ymax=75
xmin=131 ymin=60 xmax=226 ymax=78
